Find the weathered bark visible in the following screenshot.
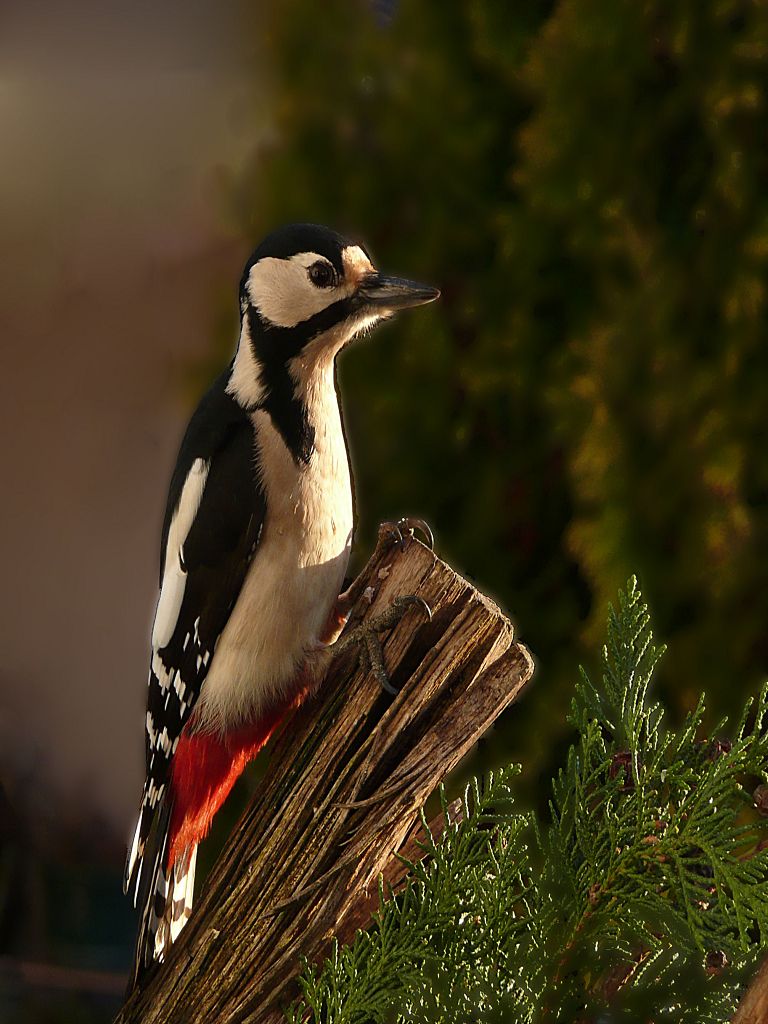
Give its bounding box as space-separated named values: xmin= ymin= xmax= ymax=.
xmin=115 ymin=530 xmax=534 ymax=1024
xmin=734 ymin=957 xmax=768 ymax=1023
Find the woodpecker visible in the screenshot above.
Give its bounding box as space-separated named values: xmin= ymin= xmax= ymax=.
xmin=124 ymin=223 xmax=438 ymax=983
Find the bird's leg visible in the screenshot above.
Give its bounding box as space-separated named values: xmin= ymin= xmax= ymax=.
xmin=328 ymin=516 xmax=434 ymax=624
xmin=317 ymin=517 xmax=434 ymax=694
xmin=331 ymin=595 xmax=432 ymax=696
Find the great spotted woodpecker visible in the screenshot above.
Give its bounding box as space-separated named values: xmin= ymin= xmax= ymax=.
xmin=124 ymin=223 xmax=438 ymax=983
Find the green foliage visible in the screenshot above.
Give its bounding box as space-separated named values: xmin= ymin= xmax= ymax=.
xmin=232 ymin=0 xmax=768 ymax=798
xmin=289 ymin=778 xmax=530 ymax=1024
xmin=287 ymin=581 xmax=768 ymax=1022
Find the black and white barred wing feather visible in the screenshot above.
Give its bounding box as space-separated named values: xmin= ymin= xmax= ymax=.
xmin=124 ymin=374 xmax=264 ymax=969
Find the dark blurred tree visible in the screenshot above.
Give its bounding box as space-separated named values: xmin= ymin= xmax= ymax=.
xmin=225 ymin=0 xmax=768 ymax=789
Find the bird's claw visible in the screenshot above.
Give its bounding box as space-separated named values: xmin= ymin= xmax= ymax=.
xmin=386 ymin=594 xmax=433 ymax=625
xmin=380 ymin=517 xmax=434 ymax=551
xmin=334 ymin=594 xmax=432 ymax=696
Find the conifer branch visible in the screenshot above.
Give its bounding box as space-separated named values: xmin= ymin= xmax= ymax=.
xmin=287 ymin=579 xmax=768 ymax=1023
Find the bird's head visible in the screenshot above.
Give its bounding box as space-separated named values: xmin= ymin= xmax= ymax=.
xmin=229 ymin=223 xmax=439 ymax=410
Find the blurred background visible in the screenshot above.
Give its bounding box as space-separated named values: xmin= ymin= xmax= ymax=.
xmin=1 ymin=0 xmax=767 ymax=1019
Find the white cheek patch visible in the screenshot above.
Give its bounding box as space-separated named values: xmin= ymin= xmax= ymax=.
xmin=248 ymin=252 xmax=349 ymax=329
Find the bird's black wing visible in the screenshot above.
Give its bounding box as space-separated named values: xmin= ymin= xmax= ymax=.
xmin=124 ymin=370 xmax=265 ymax=901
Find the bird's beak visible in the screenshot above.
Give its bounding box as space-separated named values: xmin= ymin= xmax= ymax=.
xmin=355 ymin=273 xmax=440 ymax=313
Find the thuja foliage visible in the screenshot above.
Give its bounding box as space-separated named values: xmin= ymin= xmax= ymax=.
xmin=287 ymin=581 xmax=768 ymax=1022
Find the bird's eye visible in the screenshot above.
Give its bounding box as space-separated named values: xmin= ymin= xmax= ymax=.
xmin=308 ymin=261 xmax=337 ymax=288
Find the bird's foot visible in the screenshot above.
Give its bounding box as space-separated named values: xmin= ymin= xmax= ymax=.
xmin=379 ymin=516 xmax=434 ymax=551
xmin=333 ymin=595 xmax=432 ymax=695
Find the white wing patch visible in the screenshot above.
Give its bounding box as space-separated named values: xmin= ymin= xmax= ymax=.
xmin=152 ymin=458 xmax=210 ymax=650
xmin=126 ymin=456 xmax=212 ymax=901
xmin=126 ymin=814 xmax=143 ymax=898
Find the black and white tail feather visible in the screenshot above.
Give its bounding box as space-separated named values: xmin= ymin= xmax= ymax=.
xmin=125 ymin=797 xmax=198 ymax=986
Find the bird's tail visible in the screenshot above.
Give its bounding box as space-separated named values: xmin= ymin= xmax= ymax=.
xmin=127 ymin=804 xmax=198 ymax=988
xmin=126 ymin=689 xmax=311 ymax=990
xmin=127 ymin=797 xmax=170 ymax=990
xmin=150 ymin=843 xmax=198 ymax=960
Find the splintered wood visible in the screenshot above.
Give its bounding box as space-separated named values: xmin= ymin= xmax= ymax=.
xmin=116 ymin=531 xmax=534 ymax=1024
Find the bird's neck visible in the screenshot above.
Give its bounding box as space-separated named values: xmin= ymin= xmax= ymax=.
xmin=228 ymin=310 xmax=350 ymax=466
xmin=267 ymin=390 xmax=316 ymax=466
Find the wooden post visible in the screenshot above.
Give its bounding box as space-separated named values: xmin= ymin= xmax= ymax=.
xmin=115 ymin=530 xmax=534 ymax=1024
xmin=734 ymin=957 xmax=768 ymax=1023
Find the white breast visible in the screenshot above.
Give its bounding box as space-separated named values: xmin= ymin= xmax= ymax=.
xmin=196 ymin=362 xmax=353 ymax=732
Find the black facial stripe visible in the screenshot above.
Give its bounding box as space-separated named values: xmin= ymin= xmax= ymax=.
xmin=245 ymin=305 xmax=322 ymax=464
xmin=259 ymin=362 xmax=315 ymax=465
xmin=242 ymin=254 xmax=360 ymax=466
xmin=254 ymin=295 xmax=354 ymax=356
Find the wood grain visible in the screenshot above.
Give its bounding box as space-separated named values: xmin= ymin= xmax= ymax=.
xmin=734 ymin=957 xmax=768 ymax=1023
xmin=116 ymin=530 xmax=534 ymax=1024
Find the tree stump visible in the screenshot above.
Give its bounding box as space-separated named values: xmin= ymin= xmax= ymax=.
xmin=116 ymin=529 xmax=534 ymax=1024
xmin=734 ymin=956 xmax=768 ymax=1023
